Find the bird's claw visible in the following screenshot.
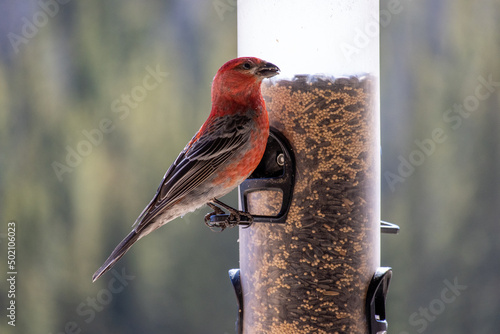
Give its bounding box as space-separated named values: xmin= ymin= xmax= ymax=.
xmin=203 ymin=212 xmax=232 ymax=232
xmin=204 ymin=214 xmax=237 ymax=232
xmin=204 ymin=200 xmax=254 ymax=232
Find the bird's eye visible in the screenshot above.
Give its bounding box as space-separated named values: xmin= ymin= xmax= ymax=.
xmin=242 ymin=62 xmax=252 ymax=70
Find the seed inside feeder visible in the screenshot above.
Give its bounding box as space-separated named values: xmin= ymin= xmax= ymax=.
xmin=240 ymin=75 xmax=379 ymax=334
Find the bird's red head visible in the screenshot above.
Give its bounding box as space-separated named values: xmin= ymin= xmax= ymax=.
xmin=211 ymin=57 xmax=280 ymax=107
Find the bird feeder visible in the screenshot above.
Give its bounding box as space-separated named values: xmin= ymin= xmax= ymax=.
xmin=226 ymin=1 xmax=395 ymax=333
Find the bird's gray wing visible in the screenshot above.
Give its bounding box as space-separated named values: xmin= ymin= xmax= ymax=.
xmin=133 ymin=112 xmax=256 ymax=232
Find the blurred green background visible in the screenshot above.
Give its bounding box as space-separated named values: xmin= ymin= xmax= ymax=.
xmin=1 ymin=0 xmax=499 ymax=333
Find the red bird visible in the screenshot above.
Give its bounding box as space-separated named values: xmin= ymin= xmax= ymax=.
xmin=92 ymin=57 xmax=279 ymax=281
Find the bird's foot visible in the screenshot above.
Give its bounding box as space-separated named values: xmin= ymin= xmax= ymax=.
xmin=204 ymin=202 xmax=228 ymax=232
xmin=204 ymin=199 xmax=254 ymax=232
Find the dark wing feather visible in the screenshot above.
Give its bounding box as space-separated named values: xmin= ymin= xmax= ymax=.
xmin=133 ymin=112 xmax=255 ymax=232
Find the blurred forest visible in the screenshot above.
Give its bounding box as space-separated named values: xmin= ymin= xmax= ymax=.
xmin=0 ymin=0 xmax=499 ymax=334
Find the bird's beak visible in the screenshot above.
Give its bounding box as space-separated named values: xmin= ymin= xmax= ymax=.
xmin=257 ymin=62 xmax=280 ymax=78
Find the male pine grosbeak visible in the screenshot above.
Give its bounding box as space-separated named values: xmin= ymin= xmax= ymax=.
xmin=93 ymin=57 xmax=279 ymax=281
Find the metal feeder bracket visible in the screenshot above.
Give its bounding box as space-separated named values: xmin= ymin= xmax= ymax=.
xmin=210 ymin=127 xmax=295 ymax=226
xmin=366 ymin=267 xmax=393 ymax=334
xmin=381 ymin=221 xmax=400 ymax=234
xmin=228 ymin=269 xmax=244 ymax=334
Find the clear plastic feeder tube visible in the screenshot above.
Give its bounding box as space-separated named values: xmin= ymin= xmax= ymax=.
xmin=238 ymin=1 xmax=380 ymax=333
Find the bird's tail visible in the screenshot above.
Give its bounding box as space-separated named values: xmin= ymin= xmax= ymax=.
xmin=92 ymin=229 xmax=140 ymax=282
